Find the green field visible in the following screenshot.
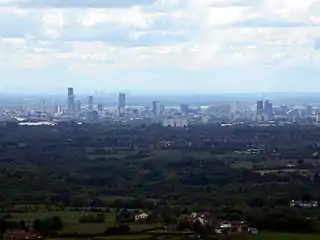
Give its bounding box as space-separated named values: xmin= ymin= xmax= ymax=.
xmin=11 ymin=210 xmax=117 ymax=234
xmin=255 ymin=169 xmax=309 ymax=175
xmin=95 ymin=235 xmax=153 ymax=240
xmin=10 ymin=210 xmax=161 ymax=235
xmin=251 ymin=232 xmax=320 ymax=240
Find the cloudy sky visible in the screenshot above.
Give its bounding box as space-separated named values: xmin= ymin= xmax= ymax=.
xmin=0 ymin=0 xmax=320 ymax=94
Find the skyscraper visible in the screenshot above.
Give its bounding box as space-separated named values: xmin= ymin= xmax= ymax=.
xmin=118 ymin=93 xmax=126 ymax=116
xmin=152 ymin=101 xmax=160 ymax=116
xmin=88 ymin=96 xmax=94 ymax=111
xmin=67 ymin=87 xmax=75 ymax=114
xmin=180 ymin=104 xmax=189 ymax=115
xmin=264 ymin=100 xmax=273 ymax=119
xmin=98 ymin=103 xmax=103 ymax=112
xmin=76 ymin=100 xmax=82 ymax=112
xmin=256 ymin=100 xmax=264 ymax=115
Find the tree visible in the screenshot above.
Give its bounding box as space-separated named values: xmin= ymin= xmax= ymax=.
xmin=51 ymin=216 xmax=63 ymax=231
xmin=33 ymin=219 xmax=46 ymax=235
xmin=20 ymin=220 xmax=26 ymax=231
xmin=0 ymin=219 xmax=7 ymax=236
xmin=176 ymin=218 xmax=190 ymax=231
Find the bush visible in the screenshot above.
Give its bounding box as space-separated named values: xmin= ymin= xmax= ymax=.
xmin=79 ymin=214 xmax=105 ymax=223
xmin=104 ymin=225 xmax=131 ymax=235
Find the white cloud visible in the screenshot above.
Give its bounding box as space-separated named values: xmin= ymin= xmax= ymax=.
xmin=0 ymin=0 xmax=320 ymax=93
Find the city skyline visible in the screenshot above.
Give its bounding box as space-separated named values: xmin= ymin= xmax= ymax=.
xmin=0 ymin=0 xmax=320 ymax=93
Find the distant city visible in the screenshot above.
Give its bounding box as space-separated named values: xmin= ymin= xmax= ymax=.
xmin=1 ymin=88 xmax=320 ymax=127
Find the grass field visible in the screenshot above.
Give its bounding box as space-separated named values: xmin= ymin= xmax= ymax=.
xmin=11 ymin=210 xmax=117 ymax=234
xmin=255 ymin=169 xmax=309 ymax=175
xmin=95 ymin=235 xmax=153 ymax=240
xmin=250 ymin=232 xmax=320 ymax=240
xmin=11 ymin=210 xmax=161 ymax=235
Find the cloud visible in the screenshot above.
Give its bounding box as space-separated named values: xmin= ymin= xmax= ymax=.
xmin=315 ymin=38 xmax=320 ymax=50
xmin=0 ymin=0 xmax=320 ymax=93
xmin=230 ymin=19 xmax=313 ymax=28
xmin=0 ymin=0 xmax=157 ymax=8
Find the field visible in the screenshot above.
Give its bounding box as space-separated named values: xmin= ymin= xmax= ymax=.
xmin=255 ymin=169 xmax=309 ymax=175
xmin=250 ymin=232 xmax=320 ymax=240
xmin=11 ymin=210 xmax=115 ymax=234
xmin=9 ymin=210 xmax=159 ymax=235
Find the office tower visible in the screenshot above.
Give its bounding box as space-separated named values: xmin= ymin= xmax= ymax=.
xmin=264 ymin=100 xmax=273 ymax=119
xmin=180 ymin=104 xmax=189 ymax=115
xmin=118 ymin=93 xmax=126 ymax=115
xmin=67 ymin=87 xmax=75 ymax=114
xmin=76 ymin=100 xmax=82 ymax=112
xmin=160 ymin=105 xmax=165 ymax=114
xmin=152 ymin=101 xmax=160 ymax=116
xmin=88 ymin=110 xmax=99 ymax=122
xmin=256 ymin=100 xmax=263 ymax=115
xmin=98 ymin=103 xmax=103 ymax=112
xmin=236 ymin=101 xmax=241 ymax=110
xmin=88 ymin=96 xmax=94 ymax=111
xmin=41 ymin=100 xmax=46 ymax=113
xmin=306 ymin=105 xmax=313 ymax=115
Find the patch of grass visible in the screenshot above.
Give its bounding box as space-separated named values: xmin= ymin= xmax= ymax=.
xmin=250 ymin=232 xmax=320 ymax=240
xmin=12 ymin=210 xmax=117 ymax=235
xmin=255 ymin=169 xmax=309 ymax=175
xmin=87 ymin=154 xmax=128 ymax=160
xmin=231 ymin=161 xmax=254 ymax=169
xmin=95 ymin=235 xmax=152 ymax=240
xmin=61 ymin=223 xmax=108 ymax=234
xmin=11 ymin=211 xmax=83 ymax=224
xmin=129 ymin=223 xmax=162 ymax=232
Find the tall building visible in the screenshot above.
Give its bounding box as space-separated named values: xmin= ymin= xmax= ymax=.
xmin=76 ymin=100 xmax=82 ymax=112
xmin=256 ymin=100 xmax=264 ymax=115
xmin=118 ymin=93 xmax=126 ymax=116
xmin=98 ymin=103 xmax=103 ymax=112
xmin=88 ymin=96 xmax=94 ymax=111
xmin=180 ymin=104 xmax=189 ymax=115
xmin=67 ymin=87 xmax=75 ymax=114
xmin=160 ymin=105 xmax=165 ymax=114
xmin=41 ymin=100 xmax=46 ymax=113
xmin=264 ymin=100 xmax=273 ymax=119
xmin=152 ymin=101 xmax=160 ymax=116
xmin=88 ymin=110 xmax=99 ymax=122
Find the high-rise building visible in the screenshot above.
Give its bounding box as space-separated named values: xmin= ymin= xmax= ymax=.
xmin=256 ymin=100 xmax=264 ymax=115
xmin=180 ymin=104 xmax=189 ymax=115
xmin=160 ymin=105 xmax=165 ymax=114
xmin=152 ymin=101 xmax=160 ymax=116
xmin=88 ymin=96 xmax=94 ymax=111
xmin=306 ymin=105 xmax=313 ymax=115
xmin=118 ymin=93 xmax=126 ymax=116
xmin=88 ymin=110 xmax=99 ymax=122
xmin=98 ymin=103 xmax=103 ymax=112
xmin=67 ymin=87 xmax=75 ymax=114
xmin=264 ymin=100 xmax=273 ymax=119
xmin=76 ymin=100 xmax=82 ymax=112
xmin=41 ymin=100 xmax=46 ymax=113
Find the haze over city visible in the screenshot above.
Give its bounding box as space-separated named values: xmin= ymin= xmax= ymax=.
xmin=0 ymin=0 xmax=320 ymax=94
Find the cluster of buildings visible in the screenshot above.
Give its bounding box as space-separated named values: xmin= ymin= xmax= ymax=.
xmin=58 ymin=88 xmax=197 ymax=126
xmin=2 ymin=88 xmax=320 ymax=127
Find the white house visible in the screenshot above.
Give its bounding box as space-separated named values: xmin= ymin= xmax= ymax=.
xmin=135 ymin=213 xmax=149 ymax=222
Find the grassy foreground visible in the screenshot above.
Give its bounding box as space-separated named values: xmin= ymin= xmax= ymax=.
xmin=250 ymin=232 xmax=320 ymax=240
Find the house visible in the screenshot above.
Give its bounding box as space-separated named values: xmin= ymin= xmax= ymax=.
xmin=189 ymin=212 xmax=212 ymax=226
xmin=134 ymin=212 xmax=149 ymax=222
xmin=217 ymin=221 xmax=248 ymax=233
xmin=3 ymin=229 xmax=42 ymax=240
xmin=248 ymin=228 xmax=259 ymax=235
xmin=290 ymin=200 xmax=318 ymax=208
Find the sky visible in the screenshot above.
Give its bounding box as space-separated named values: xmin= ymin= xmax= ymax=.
xmin=0 ymin=0 xmax=320 ymax=94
